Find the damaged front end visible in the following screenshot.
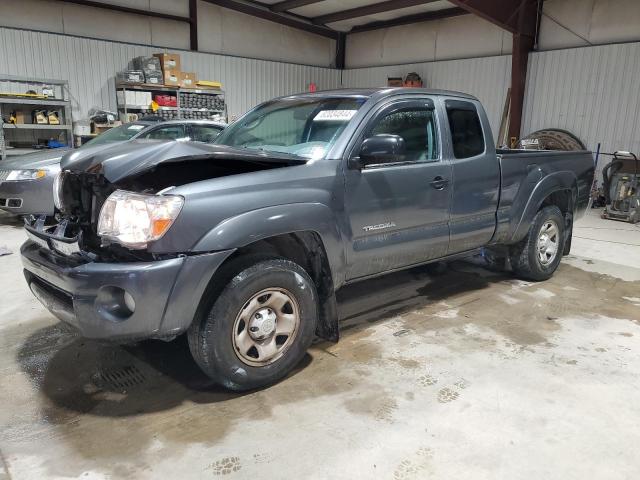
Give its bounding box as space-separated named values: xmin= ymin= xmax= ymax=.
xmin=28 ymin=140 xmax=305 ymax=262
xmin=21 ymin=140 xmax=304 ymax=341
xmin=28 ymin=171 xmax=158 ymax=262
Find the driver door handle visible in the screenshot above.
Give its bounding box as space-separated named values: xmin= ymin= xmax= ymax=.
xmin=430 ymin=176 xmax=449 ymax=190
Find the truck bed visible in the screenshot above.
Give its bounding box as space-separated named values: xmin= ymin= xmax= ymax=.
xmin=493 ymin=149 xmax=595 ymax=244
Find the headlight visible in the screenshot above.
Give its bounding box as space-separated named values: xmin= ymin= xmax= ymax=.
xmin=6 ymin=169 xmax=47 ymax=181
xmin=98 ymin=190 xmax=184 ymax=249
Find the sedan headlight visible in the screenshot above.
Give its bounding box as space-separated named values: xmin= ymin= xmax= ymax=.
xmin=98 ymin=190 xmax=184 ymax=249
xmin=6 ymin=169 xmax=47 ymax=181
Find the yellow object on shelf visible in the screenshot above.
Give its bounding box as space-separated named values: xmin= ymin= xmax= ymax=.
xmin=0 ymin=92 xmax=47 ymax=99
xmin=196 ymin=80 xmax=222 ymax=89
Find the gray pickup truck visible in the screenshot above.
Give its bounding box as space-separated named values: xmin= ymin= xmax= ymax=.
xmin=21 ymin=88 xmax=594 ymax=390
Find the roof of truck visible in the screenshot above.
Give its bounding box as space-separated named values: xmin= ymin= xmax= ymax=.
xmin=282 ymin=88 xmax=478 ymax=101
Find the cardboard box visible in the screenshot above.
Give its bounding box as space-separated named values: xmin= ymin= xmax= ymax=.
xmin=135 ymin=91 xmax=152 ymax=107
xmin=117 ymin=90 xmax=137 ymax=106
xmin=92 ymin=121 xmax=122 ymax=135
xmin=163 ymin=69 xmax=181 ymax=87
xmin=154 ymin=53 xmax=181 ymax=72
xmin=180 ymin=72 xmax=197 ymax=88
xmin=12 ymin=111 xmax=26 ymax=124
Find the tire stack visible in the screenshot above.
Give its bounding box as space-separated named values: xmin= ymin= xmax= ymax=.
xmin=179 ymin=92 xmax=225 ymax=120
xmin=136 ymin=108 xmax=179 ymax=120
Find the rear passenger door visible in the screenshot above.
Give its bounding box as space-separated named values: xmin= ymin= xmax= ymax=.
xmin=443 ymin=99 xmax=500 ymax=254
xmin=344 ymin=98 xmax=452 ymax=280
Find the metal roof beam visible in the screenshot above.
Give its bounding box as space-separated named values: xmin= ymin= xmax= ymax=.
xmin=313 ymin=0 xmax=441 ymax=25
xmin=202 ymin=0 xmax=339 ymax=38
xmin=350 ymin=7 xmax=468 ymax=33
xmin=189 ymin=0 xmax=198 ymax=50
xmin=55 ymin=0 xmax=191 ymax=23
xmin=271 ymin=0 xmax=325 ymax=13
xmin=448 ymin=0 xmax=539 ymax=37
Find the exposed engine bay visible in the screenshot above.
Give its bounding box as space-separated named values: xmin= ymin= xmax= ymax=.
xmin=29 ymin=152 xmax=300 ymax=263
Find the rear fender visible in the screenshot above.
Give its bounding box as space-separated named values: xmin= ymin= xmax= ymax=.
xmin=509 ymin=171 xmax=578 ymax=243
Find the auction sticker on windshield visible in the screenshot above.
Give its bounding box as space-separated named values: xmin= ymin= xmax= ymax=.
xmin=314 ymin=110 xmax=358 ymax=121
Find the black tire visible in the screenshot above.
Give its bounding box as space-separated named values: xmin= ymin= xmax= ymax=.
xmin=509 ymin=205 xmax=565 ymax=281
xmin=188 ymin=257 xmax=318 ymax=391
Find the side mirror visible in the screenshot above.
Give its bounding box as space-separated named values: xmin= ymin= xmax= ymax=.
xmin=354 ymin=134 xmax=405 ymax=168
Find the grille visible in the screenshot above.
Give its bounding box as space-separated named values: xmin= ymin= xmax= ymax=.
xmin=0 ymin=170 xmax=9 ymax=181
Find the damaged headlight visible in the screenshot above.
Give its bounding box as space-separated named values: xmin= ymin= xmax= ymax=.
xmin=98 ymin=190 xmax=184 ymax=249
xmin=6 ymin=169 xmax=47 ymax=181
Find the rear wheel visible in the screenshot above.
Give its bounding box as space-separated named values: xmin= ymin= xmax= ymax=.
xmin=509 ymin=205 xmax=565 ymax=281
xmin=188 ymin=257 xmax=318 ymax=391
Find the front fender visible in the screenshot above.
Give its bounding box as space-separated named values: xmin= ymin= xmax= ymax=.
xmin=192 ymin=203 xmax=346 ymax=287
xmin=509 ymin=171 xmax=578 ymax=243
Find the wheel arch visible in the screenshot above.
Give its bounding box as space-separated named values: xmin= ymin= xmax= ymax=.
xmin=510 ymin=171 xmax=578 ymax=243
xmin=192 ymin=204 xmax=344 ymax=342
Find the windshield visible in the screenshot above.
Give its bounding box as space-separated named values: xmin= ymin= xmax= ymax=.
xmin=215 ymin=97 xmax=366 ymax=159
xmin=81 ymin=123 xmax=148 ymax=148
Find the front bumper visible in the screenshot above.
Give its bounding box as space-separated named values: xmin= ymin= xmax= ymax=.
xmin=21 ymin=241 xmax=234 ymax=341
xmin=0 ymin=177 xmax=55 ymax=216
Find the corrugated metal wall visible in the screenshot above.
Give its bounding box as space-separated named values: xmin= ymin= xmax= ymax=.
xmin=341 ymin=55 xmax=513 ymax=137
xmin=0 ymin=27 xmax=341 ymax=122
xmin=2 ymin=25 xmax=639 ymax=162
xmin=523 ymin=42 xmax=640 ymax=156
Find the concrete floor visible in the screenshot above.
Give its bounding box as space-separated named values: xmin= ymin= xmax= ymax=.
xmin=1 ymin=209 xmax=639 ymax=480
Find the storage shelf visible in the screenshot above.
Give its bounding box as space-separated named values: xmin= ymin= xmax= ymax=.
xmin=181 ymin=108 xmax=224 ymax=112
xmin=0 ymin=74 xmax=69 ymax=85
xmin=181 ymin=88 xmax=224 ymax=95
xmin=1 ymin=75 xmax=72 ymax=160
xmin=116 ymin=83 xmax=224 ymax=95
xmin=0 ymin=97 xmax=69 ymax=106
xmin=119 ymin=105 xmax=177 ymax=111
xmin=118 ymin=105 xmax=223 ymax=113
xmin=116 ymin=83 xmax=179 ymax=92
xmin=2 ymin=124 xmax=72 ymax=130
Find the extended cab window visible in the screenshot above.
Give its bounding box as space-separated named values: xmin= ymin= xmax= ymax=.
xmin=445 ymin=100 xmax=485 ymax=159
xmin=368 ymin=107 xmax=438 ymax=163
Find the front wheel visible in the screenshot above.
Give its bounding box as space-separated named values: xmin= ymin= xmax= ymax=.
xmin=509 ymin=205 xmax=565 ymax=281
xmin=188 ymin=257 xmax=318 ymax=391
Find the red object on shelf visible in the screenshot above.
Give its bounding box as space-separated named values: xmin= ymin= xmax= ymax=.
xmin=154 ymin=94 xmax=177 ymax=107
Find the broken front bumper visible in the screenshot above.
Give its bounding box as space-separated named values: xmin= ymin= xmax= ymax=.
xmin=21 ymin=240 xmax=234 ymax=341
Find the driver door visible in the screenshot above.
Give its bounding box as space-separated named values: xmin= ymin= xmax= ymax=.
xmin=344 ymin=98 xmax=452 ymax=280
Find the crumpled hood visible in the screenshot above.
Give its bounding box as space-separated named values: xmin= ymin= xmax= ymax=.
xmin=60 ymin=140 xmax=308 ymax=182
xmin=0 ymin=148 xmax=71 ymax=170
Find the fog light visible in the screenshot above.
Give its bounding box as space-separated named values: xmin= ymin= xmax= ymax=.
xmin=123 ymin=291 xmax=136 ymax=313
xmin=95 ymin=286 xmax=135 ymax=322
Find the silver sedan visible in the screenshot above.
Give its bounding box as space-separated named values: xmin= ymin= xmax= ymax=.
xmin=0 ymin=120 xmax=225 ymax=216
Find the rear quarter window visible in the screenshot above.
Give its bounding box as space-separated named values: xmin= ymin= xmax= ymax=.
xmin=445 ymin=100 xmax=485 ymax=159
